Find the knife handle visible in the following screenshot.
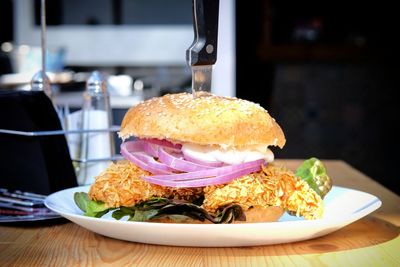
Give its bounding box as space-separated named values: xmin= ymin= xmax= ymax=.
xmin=186 ymin=0 xmax=220 ymax=66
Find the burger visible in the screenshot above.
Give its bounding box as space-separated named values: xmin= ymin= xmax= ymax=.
xmin=74 ymin=92 xmax=332 ymax=223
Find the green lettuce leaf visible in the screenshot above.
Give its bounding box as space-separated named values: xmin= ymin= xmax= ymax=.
xmin=295 ymin=157 xmax=332 ymax=198
xmin=74 ymin=192 xmax=89 ymax=212
xmin=74 ymin=192 xmax=111 ymax=218
xmin=74 ymin=194 xmax=246 ymax=224
xmin=112 ymin=206 xmax=135 ymax=220
xmin=130 ymin=209 xmax=159 ymax=222
xmin=110 ymin=198 xmax=237 ymax=223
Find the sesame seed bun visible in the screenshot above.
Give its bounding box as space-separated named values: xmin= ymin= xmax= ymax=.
xmin=119 ymin=92 xmax=285 ymax=148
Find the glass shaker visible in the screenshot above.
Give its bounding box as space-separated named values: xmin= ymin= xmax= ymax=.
xmin=77 ymin=71 xmax=115 ymax=185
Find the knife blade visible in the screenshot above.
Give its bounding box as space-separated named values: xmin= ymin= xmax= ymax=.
xmin=191 ymin=65 xmax=213 ymax=93
xmin=186 ymin=0 xmax=220 ymax=97
xmin=0 ymin=196 xmax=36 ymax=207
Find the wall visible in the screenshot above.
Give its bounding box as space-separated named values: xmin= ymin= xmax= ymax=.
xmin=271 ymin=63 xmax=399 ymax=194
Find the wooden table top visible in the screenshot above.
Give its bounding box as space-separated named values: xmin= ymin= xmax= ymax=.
xmin=1 ymin=160 xmax=399 ymax=266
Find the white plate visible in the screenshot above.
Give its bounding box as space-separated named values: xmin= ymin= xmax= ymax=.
xmin=44 ymin=186 xmax=381 ymax=247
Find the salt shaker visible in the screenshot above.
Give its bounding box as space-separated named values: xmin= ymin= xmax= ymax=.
xmin=31 ymin=70 xmax=52 ymax=98
xmin=77 ymin=71 xmax=115 ymax=185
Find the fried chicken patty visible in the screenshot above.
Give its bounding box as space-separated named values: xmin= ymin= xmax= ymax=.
xmin=88 ymin=160 xmax=323 ymax=220
xmin=88 ymin=160 xmax=203 ymax=208
xmin=202 ymin=164 xmax=323 ymax=220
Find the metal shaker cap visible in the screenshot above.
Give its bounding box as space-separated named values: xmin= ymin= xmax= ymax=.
xmin=86 ymin=71 xmax=107 ymax=95
xmin=31 ymin=70 xmax=52 ymax=97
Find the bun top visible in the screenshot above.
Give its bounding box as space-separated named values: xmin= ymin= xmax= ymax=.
xmin=119 ymin=93 xmax=285 ymax=148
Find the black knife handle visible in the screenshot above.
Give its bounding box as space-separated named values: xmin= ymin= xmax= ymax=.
xmin=186 ymin=0 xmax=220 ymax=66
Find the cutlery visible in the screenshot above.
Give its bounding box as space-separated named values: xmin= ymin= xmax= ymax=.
xmin=186 ymin=0 xmax=220 ymax=96
xmin=14 ymin=190 xmax=47 ymax=199
xmin=0 ymin=188 xmax=59 ymax=221
xmin=0 ymin=202 xmax=56 ymax=215
xmin=1 ymin=191 xmax=45 ymax=202
xmin=0 ymin=188 xmax=46 ymax=207
xmin=0 ymin=196 xmax=40 ymax=207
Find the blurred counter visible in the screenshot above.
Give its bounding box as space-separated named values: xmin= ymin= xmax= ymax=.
xmin=54 ymin=91 xmax=144 ymax=109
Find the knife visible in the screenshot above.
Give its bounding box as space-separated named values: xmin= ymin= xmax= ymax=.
xmin=186 ymin=0 xmax=220 ymax=97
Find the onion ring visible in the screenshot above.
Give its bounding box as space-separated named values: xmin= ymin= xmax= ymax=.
xmin=182 ymin=152 xmax=224 ymax=167
xmin=142 ymin=164 xmax=262 ymax=187
xmin=143 ymin=158 xmax=265 ymax=181
xmin=120 ymin=140 xmax=266 ymax=187
xmin=121 ymin=142 xmax=173 ymax=174
xmin=158 ymin=147 xmax=214 ymax=172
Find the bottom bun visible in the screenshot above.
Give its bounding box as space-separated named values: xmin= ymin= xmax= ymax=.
xmin=148 ymin=206 xmax=285 ymax=224
xmin=242 ymin=206 xmax=285 ymax=223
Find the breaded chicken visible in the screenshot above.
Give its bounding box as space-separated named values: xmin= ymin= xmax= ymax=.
xmin=88 ymin=160 xmax=203 ymax=208
xmin=89 ymin=161 xmax=323 ymax=220
xmin=202 ymin=164 xmax=323 ymax=220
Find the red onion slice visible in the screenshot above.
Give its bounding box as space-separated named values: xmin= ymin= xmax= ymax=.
xmin=123 ymin=139 xmax=145 ymax=151
xmin=143 ymin=142 xmax=159 ymax=158
xmin=143 ymin=159 xmax=265 ymax=181
xmin=182 ymin=153 xmax=224 ymax=167
xmin=121 ymin=140 xmax=266 ymax=188
xmin=131 ymin=152 xmax=176 ymax=172
xmin=158 ymin=147 xmax=214 ymax=172
xmin=121 ymin=141 xmax=174 ymax=174
xmin=141 ymin=164 xmax=262 ymax=188
xmin=143 ymin=138 xmax=182 ymax=150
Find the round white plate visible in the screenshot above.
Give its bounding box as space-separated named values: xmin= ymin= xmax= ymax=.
xmin=44 ymin=185 xmax=381 ymax=247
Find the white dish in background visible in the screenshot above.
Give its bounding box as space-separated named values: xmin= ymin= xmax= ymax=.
xmin=44 ymin=185 xmax=381 ymax=247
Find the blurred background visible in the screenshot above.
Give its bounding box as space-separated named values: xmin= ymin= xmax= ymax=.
xmin=0 ymin=0 xmax=399 ymax=194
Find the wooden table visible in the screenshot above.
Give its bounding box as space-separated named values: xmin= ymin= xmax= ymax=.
xmin=1 ymin=160 xmax=399 ymax=266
